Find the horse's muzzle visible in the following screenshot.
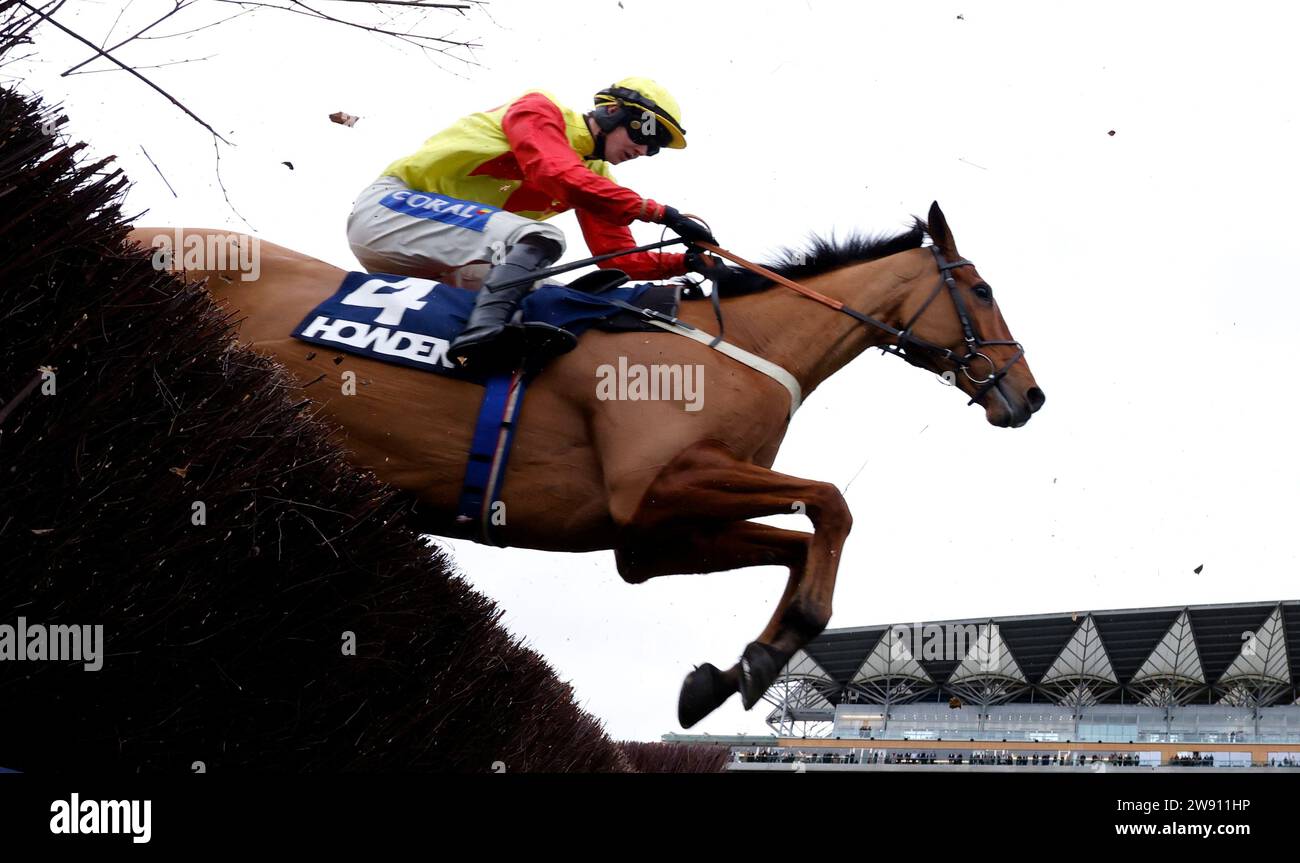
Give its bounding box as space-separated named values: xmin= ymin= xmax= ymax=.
xmin=986 ymin=383 xmax=1045 ymax=428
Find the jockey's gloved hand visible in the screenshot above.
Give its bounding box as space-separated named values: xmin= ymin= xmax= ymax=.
xmin=685 ymin=247 xmax=728 ymax=278
xmin=660 ymin=206 xmax=716 ymax=246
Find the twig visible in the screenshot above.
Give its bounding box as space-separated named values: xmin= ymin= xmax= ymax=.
xmin=141 ymin=144 xmax=177 ymax=197
xmin=323 ymin=0 xmax=470 ymax=7
xmin=288 ymin=508 xmax=340 ymax=557
xmin=2 ymin=0 xmax=66 ymax=50
xmin=212 ymin=136 xmax=254 ymax=229
xmin=68 ymin=54 xmax=216 ymax=75
xmin=210 ymin=0 xmax=481 ymax=49
xmin=0 ymin=369 xmax=43 ymax=428
xmin=99 ymin=0 xmax=138 ymax=50
xmin=17 ymin=0 xmax=231 ymax=144
xmin=62 ymin=0 xmax=193 ymax=76
xmin=842 ymin=456 xmax=870 ymax=495
xmin=138 ymin=5 xmax=256 ymax=39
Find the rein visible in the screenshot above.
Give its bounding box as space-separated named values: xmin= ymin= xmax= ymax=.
xmin=485 ymin=227 xmax=1025 ymax=408
xmin=490 ymin=237 xmax=686 ymax=291
xmin=694 ymin=241 xmax=1025 ymax=406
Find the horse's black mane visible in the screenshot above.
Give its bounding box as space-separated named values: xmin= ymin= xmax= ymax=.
xmin=680 ymin=218 xmax=928 ymax=299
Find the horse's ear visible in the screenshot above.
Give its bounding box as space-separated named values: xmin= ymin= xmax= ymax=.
xmin=927 ymin=201 xmax=959 ymax=257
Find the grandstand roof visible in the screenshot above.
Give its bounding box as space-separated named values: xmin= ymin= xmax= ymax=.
xmin=793 ymin=600 xmax=1300 ymax=707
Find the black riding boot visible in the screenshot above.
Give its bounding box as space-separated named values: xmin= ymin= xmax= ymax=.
xmin=450 ymin=236 xmax=570 ymax=372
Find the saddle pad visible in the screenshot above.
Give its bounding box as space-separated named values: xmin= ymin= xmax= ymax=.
xmin=291 ymin=272 xmax=680 ymax=382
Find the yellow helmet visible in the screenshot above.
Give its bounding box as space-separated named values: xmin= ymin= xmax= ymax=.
xmin=593 ymin=77 xmax=687 ymax=150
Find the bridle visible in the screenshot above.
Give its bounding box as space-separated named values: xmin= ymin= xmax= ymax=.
xmin=695 ymin=241 xmax=1026 ymax=407
xmin=893 ymin=247 xmax=1026 ymax=405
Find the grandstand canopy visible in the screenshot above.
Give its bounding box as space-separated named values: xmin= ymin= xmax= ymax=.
xmin=798 ymin=601 xmax=1299 ymax=708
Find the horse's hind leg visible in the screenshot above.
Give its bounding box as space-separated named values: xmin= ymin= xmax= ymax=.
xmin=610 ymin=440 xmax=852 ymax=726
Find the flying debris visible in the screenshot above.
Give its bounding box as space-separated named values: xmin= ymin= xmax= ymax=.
xmin=1194 ymin=564 xmax=1204 ymax=574
xmin=330 ymin=111 xmax=360 ymax=128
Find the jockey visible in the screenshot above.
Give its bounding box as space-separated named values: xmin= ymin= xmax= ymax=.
xmin=346 ymin=77 xmax=718 ymax=371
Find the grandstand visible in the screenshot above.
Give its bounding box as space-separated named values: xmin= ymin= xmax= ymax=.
xmin=722 ymin=601 xmax=1300 ymax=770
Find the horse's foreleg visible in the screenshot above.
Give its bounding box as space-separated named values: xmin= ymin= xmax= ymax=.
xmin=617 ymin=520 xmax=811 ymax=650
xmin=616 ymin=521 xmax=811 ymax=728
xmin=616 ymin=520 xmax=809 ymax=583
xmin=610 ymin=440 xmax=852 ymax=725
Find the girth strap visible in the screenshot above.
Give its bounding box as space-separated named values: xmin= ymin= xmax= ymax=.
xmin=456 ymin=369 xmax=529 ymax=546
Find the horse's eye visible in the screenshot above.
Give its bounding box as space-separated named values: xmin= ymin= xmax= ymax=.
xmin=972 ymin=283 xmax=993 ymax=301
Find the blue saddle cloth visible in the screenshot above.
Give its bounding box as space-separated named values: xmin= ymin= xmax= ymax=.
xmin=291 ymin=272 xmax=670 ymax=382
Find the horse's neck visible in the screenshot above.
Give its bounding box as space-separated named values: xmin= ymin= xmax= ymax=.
xmin=723 ymin=248 xmax=931 ymax=396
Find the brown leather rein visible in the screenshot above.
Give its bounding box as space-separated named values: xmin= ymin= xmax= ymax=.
xmin=691 ymin=239 xmax=1026 ymax=407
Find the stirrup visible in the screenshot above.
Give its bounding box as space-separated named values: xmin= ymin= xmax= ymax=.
xmin=520 ymin=322 xmax=578 ymax=360
xmin=450 ymin=325 xmax=525 ymax=373
xmin=505 ymin=309 xmax=577 ymax=361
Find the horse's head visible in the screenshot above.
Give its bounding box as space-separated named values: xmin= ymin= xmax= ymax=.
xmin=891 ymin=202 xmax=1045 ymax=428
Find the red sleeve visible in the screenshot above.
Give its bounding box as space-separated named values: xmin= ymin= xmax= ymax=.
xmin=575 ymin=208 xmax=687 ymax=280
xmin=502 ymin=92 xmax=666 ymax=225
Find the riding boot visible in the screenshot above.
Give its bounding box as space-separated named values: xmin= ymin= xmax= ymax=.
xmin=450 ymin=236 xmax=563 ymax=372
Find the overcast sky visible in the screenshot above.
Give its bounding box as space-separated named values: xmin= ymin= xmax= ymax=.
xmin=12 ymin=0 xmax=1300 ymax=741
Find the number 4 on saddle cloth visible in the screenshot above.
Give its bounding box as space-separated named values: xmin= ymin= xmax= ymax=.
xmin=290 ymin=269 xmax=682 ymax=545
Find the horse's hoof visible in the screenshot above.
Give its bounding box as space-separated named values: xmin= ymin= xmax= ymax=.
xmin=678 ymin=663 xmax=733 ymax=728
xmin=738 ymin=641 xmax=786 ymax=710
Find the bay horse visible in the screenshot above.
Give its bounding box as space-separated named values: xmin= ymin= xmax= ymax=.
xmin=127 ymin=202 xmax=1044 ymax=727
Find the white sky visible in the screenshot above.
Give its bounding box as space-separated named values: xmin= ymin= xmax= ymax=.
xmin=12 ymin=0 xmax=1300 ymax=741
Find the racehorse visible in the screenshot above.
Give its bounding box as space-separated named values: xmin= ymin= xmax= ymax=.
xmin=127 ymin=202 xmax=1044 ymax=727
